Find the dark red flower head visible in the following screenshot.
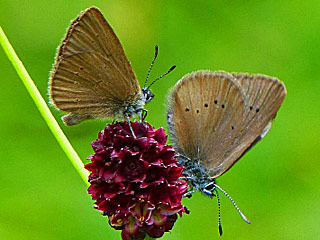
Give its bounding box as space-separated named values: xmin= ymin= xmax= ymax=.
xmin=85 ymin=121 xmax=188 ymax=239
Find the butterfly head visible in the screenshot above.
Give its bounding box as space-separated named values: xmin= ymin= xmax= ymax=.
xmin=142 ymin=88 xmax=155 ymax=103
xmin=201 ymin=182 xmax=216 ymax=197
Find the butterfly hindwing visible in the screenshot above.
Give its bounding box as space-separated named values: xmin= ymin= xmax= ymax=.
xmin=232 ymin=73 xmax=286 ymax=135
xmin=212 ymin=73 xmax=288 ymax=174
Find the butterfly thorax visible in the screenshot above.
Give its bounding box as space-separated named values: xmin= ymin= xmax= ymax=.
xmin=123 ymin=89 xmax=154 ymax=119
xmin=178 ymin=156 xmax=216 ymax=197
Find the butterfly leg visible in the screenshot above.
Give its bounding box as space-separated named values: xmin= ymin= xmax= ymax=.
xmin=125 ymin=116 xmax=136 ymax=138
xmin=123 ymin=109 xmax=137 ymax=138
xmin=136 ymin=108 xmax=148 ymax=123
xmin=141 ymin=109 xmax=148 ymax=122
xmin=179 ymin=176 xmax=193 ymax=180
xmin=183 ymin=188 xmax=198 ymax=198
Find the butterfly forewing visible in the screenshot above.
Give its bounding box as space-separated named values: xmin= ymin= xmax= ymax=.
xmin=168 ymin=71 xmax=246 ymax=175
xmin=49 ymin=7 xmax=141 ymax=123
xmin=52 ymin=52 xmax=140 ymax=117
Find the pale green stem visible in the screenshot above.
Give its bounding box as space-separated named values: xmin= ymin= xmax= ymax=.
xmin=0 ymin=26 xmax=89 ymax=186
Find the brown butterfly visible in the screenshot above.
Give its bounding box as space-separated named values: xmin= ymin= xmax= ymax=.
xmin=49 ymin=7 xmax=174 ymax=126
xmin=167 ymin=70 xmax=286 ymax=235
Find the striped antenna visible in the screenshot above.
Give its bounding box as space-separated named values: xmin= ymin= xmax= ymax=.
xmin=214 ymin=184 xmax=251 ymax=224
xmin=214 ymin=188 xmax=223 ymax=236
xmin=144 ymin=45 xmax=158 ymax=88
xmin=147 ymin=65 xmax=176 ymax=90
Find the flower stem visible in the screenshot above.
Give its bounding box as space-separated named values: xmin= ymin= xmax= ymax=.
xmin=0 ymin=26 xmax=89 ymax=186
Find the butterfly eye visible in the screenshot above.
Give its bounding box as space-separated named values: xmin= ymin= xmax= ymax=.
xmin=203 ymin=182 xmax=215 ymax=194
xmin=146 ymin=93 xmax=155 ymax=103
xmin=142 ymin=89 xmax=155 ymax=103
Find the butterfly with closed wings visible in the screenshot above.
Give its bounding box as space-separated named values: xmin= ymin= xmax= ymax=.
xmin=167 ymin=70 xmax=286 ymax=235
xmin=49 ymin=7 xmax=174 ymax=128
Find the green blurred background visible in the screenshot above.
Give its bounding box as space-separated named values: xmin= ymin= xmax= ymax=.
xmin=1 ymin=0 xmax=319 ymax=239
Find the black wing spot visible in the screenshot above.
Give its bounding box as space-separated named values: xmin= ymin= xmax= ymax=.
xmin=185 ymin=108 xmax=190 ymax=112
xmin=79 ymin=67 xmax=84 ymax=70
xmin=204 ymin=103 xmax=209 ymax=108
xmin=214 ymin=100 xmax=218 ymax=104
xmin=231 ymin=125 xmax=235 ymax=130
xmin=221 ymin=104 xmax=225 ymax=109
xmin=250 ymin=106 xmax=253 ymax=110
xmin=196 ymin=109 xmax=200 ymax=114
xmin=256 ymin=108 xmax=260 ymax=113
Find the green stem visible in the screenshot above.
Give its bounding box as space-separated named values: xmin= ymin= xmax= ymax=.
xmin=0 ymin=26 xmax=89 ymax=186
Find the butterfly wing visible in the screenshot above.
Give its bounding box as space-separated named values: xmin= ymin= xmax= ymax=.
xmin=168 ymin=70 xmax=286 ymax=178
xmin=49 ymin=7 xmax=141 ymax=124
xmin=168 ymin=71 xmax=246 ymax=171
xmin=220 ymin=73 xmax=287 ymax=171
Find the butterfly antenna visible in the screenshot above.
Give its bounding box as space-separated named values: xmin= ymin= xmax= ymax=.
xmin=214 ymin=184 xmax=251 ymax=224
xmin=147 ymin=65 xmax=176 ymax=90
xmin=144 ymin=45 xmax=159 ymax=88
xmin=214 ymin=188 xmax=223 ymax=236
